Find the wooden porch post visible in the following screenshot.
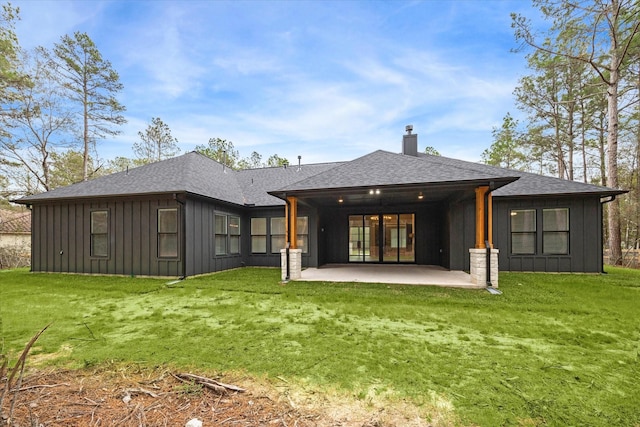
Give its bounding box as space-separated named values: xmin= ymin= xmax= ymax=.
xmin=287 ymin=196 xmax=298 ymax=249
xmin=475 ymin=186 xmax=489 ymax=248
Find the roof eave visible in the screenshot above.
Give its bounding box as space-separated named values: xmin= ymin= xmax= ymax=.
xmin=268 ymin=176 xmax=520 ymax=199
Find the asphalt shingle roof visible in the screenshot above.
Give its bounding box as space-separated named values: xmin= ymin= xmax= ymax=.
xmin=16 ymin=149 xmax=623 ymax=207
xmin=17 ymin=152 xmax=245 ymax=205
xmin=276 ymin=150 xmax=520 ymax=191
xmin=0 ymin=209 xmax=31 ymax=233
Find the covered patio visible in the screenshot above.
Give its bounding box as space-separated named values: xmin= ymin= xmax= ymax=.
xmin=296 ymin=264 xmax=482 ymax=289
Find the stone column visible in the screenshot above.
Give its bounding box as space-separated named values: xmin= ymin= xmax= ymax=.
xmin=281 ymin=248 xmax=302 ymax=281
xmin=469 ymin=248 xmax=499 ymax=287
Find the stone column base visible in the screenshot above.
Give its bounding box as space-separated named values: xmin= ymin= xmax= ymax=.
xmin=281 ymin=248 xmax=302 ymax=281
xmin=469 ymin=248 xmax=499 ymax=287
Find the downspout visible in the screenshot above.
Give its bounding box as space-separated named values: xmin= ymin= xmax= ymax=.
xmin=484 ymin=182 xmax=496 ymax=287
xmin=284 ymin=194 xmax=291 ymax=281
xmin=175 ymin=194 xmax=187 ymax=280
xmin=600 ymin=195 xmax=617 ymax=273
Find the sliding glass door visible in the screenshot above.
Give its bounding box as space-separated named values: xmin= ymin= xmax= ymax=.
xmin=349 ymin=214 xmax=414 ymax=263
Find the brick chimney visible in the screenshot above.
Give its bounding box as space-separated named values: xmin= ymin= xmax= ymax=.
xmin=402 ymin=125 xmax=418 ymax=156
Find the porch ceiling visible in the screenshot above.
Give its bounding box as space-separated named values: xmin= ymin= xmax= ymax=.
xmin=279 ymin=179 xmax=510 ymax=208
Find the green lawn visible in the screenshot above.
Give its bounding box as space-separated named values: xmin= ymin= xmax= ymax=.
xmin=1 ymin=267 xmax=639 ymax=426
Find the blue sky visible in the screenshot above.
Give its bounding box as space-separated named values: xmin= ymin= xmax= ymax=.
xmin=13 ymin=0 xmax=539 ymax=165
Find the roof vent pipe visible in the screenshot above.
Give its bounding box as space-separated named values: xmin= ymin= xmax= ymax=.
xmin=222 ymin=150 xmax=227 ymax=173
xmin=297 ymin=155 xmax=301 ymax=171
xmin=402 ymin=125 xmax=418 ymax=156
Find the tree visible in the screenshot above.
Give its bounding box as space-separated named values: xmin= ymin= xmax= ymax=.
xmin=481 ymin=113 xmax=527 ymax=170
xmin=266 ymin=154 xmax=289 ymax=167
xmin=512 ymin=0 xmax=640 ymax=265
xmin=237 ymin=151 xmax=263 ymax=169
xmin=195 ymin=138 xmax=239 ymax=169
xmin=0 ymin=2 xmax=30 ymax=130
xmin=48 ymin=149 xmax=91 ymax=188
xmin=51 ymin=31 xmax=126 ymax=181
xmin=132 ymin=117 xmax=180 ymax=164
xmin=0 ymin=47 xmax=75 ymax=195
xmin=106 ymin=156 xmax=144 ymax=173
xmin=424 ymin=146 xmax=440 ymax=156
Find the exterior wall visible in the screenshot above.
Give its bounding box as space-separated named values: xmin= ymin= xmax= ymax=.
xmin=447 ymin=199 xmax=476 ymax=272
xmin=184 ymin=197 xmax=245 ymax=276
xmin=0 ymin=233 xmax=30 ymax=249
xmin=30 ymin=196 xmax=183 ymax=276
xmin=27 ymin=192 xmax=605 ymax=276
xmin=493 ymin=196 xmax=603 ymax=273
xmin=244 ymin=205 xmax=318 ymax=269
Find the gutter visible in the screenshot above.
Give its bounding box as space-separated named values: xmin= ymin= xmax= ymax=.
xmin=175 ymin=193 xmax=187 ymax=280
xmin=485 ymin=181 xmax=496 ymax=288
xmin=284 ymin=195 xmax=291 ymax=282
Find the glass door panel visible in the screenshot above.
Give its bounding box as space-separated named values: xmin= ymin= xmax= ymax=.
xmin=365 ymin=215 xmax=378 ymax=262
xmin=382 ymin=214 xmax=399 ymax=262
xmin=348 ymin=216 xmax=364 ymax=262
xmin=399 ymin=213 xmax=415 ymax=262
xmin=349 ymin=213 xmax=414 ymax=263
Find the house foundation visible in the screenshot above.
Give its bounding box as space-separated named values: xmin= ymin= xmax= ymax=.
xmin=281 ymin=248 xmax=302 ymax=281
xmin=469 ymin=248 xmax=499 ymax=287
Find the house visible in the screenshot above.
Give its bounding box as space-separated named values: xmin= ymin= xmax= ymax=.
xmin=14 ymin=128 xmax=624 ymax=284
xmin=0 ymin=208 xmax=31 ymax=269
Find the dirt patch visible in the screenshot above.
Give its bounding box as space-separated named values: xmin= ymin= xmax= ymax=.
xmin=1 ymin=365 xmax=444 ymax=426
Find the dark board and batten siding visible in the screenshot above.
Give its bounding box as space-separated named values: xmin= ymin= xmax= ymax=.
xmin=493 ymin=196 xmax=604 ymax=273
xmin=30 ymin=196 xmax=183 ymax=276
xmin=183 ymin=197 xmax=245 ymax=277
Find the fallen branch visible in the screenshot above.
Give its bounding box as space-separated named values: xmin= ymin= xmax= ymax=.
xmin=123 ymin=387 xmax=160 ymax=398
xmin=0 ymin=323 xmax=52 ymax=423
xmin=13 ymin=382 xmax=70 ymax=392
xmin=175 ymin=373 xmax=246 ymax=394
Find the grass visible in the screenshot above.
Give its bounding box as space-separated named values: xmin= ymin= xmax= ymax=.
xmin=1 ymin=266 xmax=639 ymax=426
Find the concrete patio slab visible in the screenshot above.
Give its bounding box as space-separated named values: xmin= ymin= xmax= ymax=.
xmin=297 ymin=264 xmax=482 ymax=289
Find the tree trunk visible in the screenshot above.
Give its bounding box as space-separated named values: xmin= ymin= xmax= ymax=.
xmin=83 ymin=69 xmax=89 ymax=182
xmin=606 ymin=39 xmax=622 ymax=265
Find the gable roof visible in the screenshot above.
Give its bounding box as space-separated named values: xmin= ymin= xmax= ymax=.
xmin=15 ymin=148 xmax=623 ymax=207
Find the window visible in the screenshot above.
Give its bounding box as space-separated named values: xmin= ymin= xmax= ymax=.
xmin=90 ymin=210 xmax=108 ymax=257
xmin=270 ymin=217 xmax=286 ymax=253
xmin=215 ymin=214 xmax=227 ymax=255
xmin=270 ymin=216 xmax=309 ymax=254
xmin=251 ymin=218 xmax=267 ymax=253
xmin=158 ymin=208 xmax=178 ymax=258
xmin=543 ymin=208 xmax=569 ymax=254
xmin=510 ymin=209 xmax=536 ymax=254
xmin=229 ymin=216 xmax=240 ymax=254
xmin=214 ymin=214 xmax=241 ymax=256
xmin=297 ymin=216 xmax=309 ymax=254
